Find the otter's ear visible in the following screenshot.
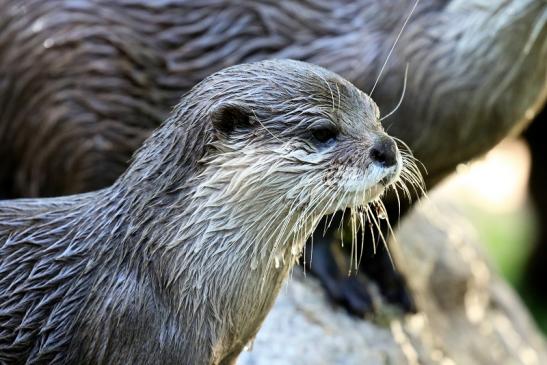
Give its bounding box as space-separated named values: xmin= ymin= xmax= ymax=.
xmin=210 ymin=102 xmax=253 ymax=135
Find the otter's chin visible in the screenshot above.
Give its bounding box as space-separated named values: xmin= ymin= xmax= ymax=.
xmin=341 ymin=162 xmax=400 ymax=195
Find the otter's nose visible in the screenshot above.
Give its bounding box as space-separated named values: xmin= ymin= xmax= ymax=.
xmin=370 ymin=136 xmax=398 ymax=167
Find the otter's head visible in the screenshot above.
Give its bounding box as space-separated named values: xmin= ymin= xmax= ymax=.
xmin=126 ymin=60 xmax=421 ymax=267
xmin=192 ymin=60 xmax=411 ymax=238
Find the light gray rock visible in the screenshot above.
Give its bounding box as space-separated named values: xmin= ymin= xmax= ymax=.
xmin=238 ymin=196 xmax=547 ymax=365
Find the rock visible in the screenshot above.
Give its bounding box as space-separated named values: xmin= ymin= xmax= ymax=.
xmin=238 ymin=195 xmax=547 ymax=365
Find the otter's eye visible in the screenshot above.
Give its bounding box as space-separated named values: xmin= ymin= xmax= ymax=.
xmin=311 ymin=126 xmax=338 ymax=145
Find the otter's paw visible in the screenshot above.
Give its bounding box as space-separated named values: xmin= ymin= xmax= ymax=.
xmin=304 ymin=232 xmax=416 ymax=316
xmin=304 ymin=239 xmax=374 ymax=316
xmin=360 ymin=246 xmax=417 ymax=314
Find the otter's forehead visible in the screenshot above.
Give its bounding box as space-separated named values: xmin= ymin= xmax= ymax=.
xmin=203 ymin=59 xmax=382 ymax=133
xmin=308 ymin=76 xmax=380 ymax=129
xmin=283 ymin=70 xmax=381 ymax=136
xmin=255 ymin=61 xmax=380 ymax=128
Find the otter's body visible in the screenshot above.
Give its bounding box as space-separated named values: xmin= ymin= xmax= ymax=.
xmin=0 ymin=186 xmax=292 ymax=365
xmin=0 ymin=60 xmax=408 ymax=364
xmin=0 ymin=0 xmax=544 ymax=197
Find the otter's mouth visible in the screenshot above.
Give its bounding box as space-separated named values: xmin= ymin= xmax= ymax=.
xmin=342 ymin=162 xmax=401 ymax=193
xmin=380 ymin=168 xmax=400 ymax=187
xmin=324 ymin=156 xmax=402 ymax=211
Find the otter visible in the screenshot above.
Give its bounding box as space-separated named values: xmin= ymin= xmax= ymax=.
xmin=0 ymin=60 xmax=414 ymax=364
xmin=0 ymin=0 xmax=545 ymax=312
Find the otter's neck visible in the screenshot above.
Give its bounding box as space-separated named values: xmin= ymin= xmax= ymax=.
xmin=116 ymin=145 xmax=323 ymax=362
xmin=161 ymin=186 xmax=320 ymax=361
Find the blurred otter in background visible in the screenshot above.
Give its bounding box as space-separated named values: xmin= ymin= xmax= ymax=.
xmin=0 ymin=0 xmax=545 ymax=314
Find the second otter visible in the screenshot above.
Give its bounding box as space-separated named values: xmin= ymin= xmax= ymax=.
xmin=0 ymin=60 xmax=412 ymax=364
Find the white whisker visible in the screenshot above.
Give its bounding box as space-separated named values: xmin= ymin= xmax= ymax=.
xmin=370 ymin=0 xmax=420 ymax=96
xmin=380 ymin=63 xmax=409 ymax=122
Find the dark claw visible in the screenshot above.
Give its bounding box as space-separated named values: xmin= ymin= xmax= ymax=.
xmin=337 ymin=275 xmax=375 ymax=317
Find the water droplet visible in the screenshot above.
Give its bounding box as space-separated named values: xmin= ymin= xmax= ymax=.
xmin=244 ymin=338 xmax=255 ymax=352
xmin=43 ymin=38 xmax=54 ymax=48
xmin=274 ymin=256 xmax=281 ymax=269
xmin=250 ymin=258 xmax=258 ymax=271
xmin=376 ymin=205 xmax=387 ymax=220
xmin=525 ymin=108 xmax=536 ymax=120
xmin=32 ymin=20 xmax=43 ymax=33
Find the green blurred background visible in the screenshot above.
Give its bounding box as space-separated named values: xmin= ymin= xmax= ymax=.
xmin=438 ymin=138 xmax=547 ymax=334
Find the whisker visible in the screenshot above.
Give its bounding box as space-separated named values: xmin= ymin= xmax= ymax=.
xmin=251 ymin=108 xmax=282 ymax=143
xmin=370 ymin=0 xmax=420 ymax=96
xmin=380 ymin=63 xmax=409 ymax=122
xmin=369 ymin=201 xmax=394 ymax=268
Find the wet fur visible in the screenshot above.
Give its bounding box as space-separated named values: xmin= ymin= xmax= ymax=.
xmin=0 ymin=60 xmax=402 ymax=364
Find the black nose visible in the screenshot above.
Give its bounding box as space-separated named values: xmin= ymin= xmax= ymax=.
xmin=370 ymin=136 xmax=398 ymax=167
